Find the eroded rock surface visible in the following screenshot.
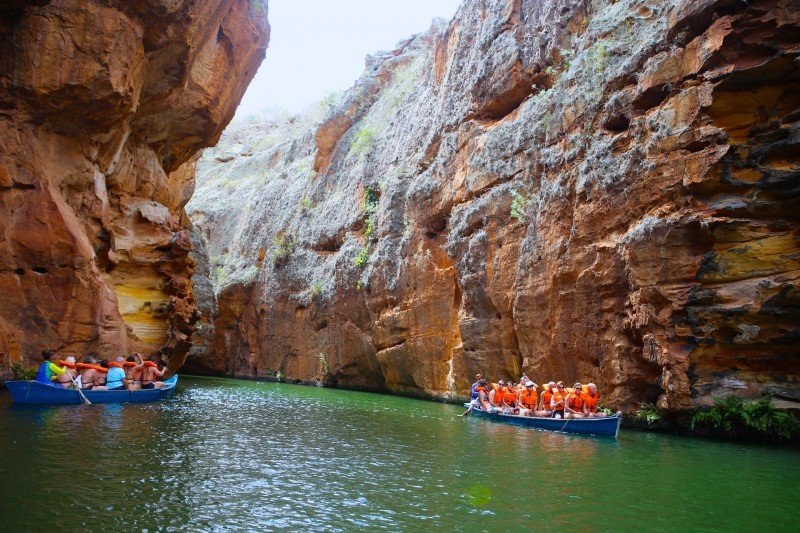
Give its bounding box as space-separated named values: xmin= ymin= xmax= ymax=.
xmin=0 ymin=0 xmax=269 ymax=376
xmin=188 ymin=0 xmax=799 ymax=411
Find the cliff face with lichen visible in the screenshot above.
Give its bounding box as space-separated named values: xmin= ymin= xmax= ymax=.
xmin=187 ymin=0 xmax=799 ymax=412
xmin=0 ymin=0 xmax=269 ymax=377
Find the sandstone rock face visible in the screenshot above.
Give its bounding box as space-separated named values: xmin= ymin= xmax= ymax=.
xmin=0 ymin=0 xmax=269 ymax=376
xmin=188 ymin=0 xmax=799 ymax=411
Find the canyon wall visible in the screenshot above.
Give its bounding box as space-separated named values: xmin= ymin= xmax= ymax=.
xmin=0 ymin=0 xmax=269 ymax=377
xmin=187 ymin=0 xmax=799 ymax=412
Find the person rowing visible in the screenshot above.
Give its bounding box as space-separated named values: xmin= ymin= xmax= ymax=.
xmin=474 ymin=379 xmax=493 ymax=412
xmin=565 ymin=382 xmax=585 ymax=419
xmin=54 ymin=356 xmax=78 ymax=388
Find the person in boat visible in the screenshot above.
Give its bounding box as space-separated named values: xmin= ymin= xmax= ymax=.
xmin=35 ymin=350 xmax=67 ymax=386
xmin=78 ymin=357 xmax=98 ymax=391
xmin=470 ymin=373 xmax=484 ymax=401
xmin=540 ymin=381 xmax=556 ymax=417
xmin=137 ymin=355 xmax=168 ymax=389
xmin=550 ymin=381 xmax=567 ymax=419
xmin=473 ymin=379 xmax=494 ymax=412
xmin=105 ymin=357 xmax=127 ymax=391
xmin=54 ymin=356 xmax=78 ymax=388
xmin=124 ymin=354 xmax=142 ymax=390
xmin=565 ymin=382 xmax=585 ymax=419
xmin=502 ymin=382 xmax=519 ymax=414
xmin=582 ymin=383 xmax=602 ymax=417
xmin=518 ymin=381 xmax=540 ymax=417
xmin=489 ymin=380 xmax=506 ymax=408
xmin=91 ymin=359 xmax=110 ymax=390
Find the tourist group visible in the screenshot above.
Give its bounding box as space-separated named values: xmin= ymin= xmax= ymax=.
xmin=470 ymin=374 xmax=608 ymax=419
xmin=35 ymin=350 xmax=169 ymax=391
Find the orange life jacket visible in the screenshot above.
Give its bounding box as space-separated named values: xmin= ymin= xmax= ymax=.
xmin=568 ymin=392 xmax=584 ymax=410
xmin=123 ymin=361 xmax=138 ymax=368
xmin=552 ymin=390 xmax=566 ymax=410
xmin=583 ymin=392 xmax=599 ymax=412
xmin=57 ymin=360 xmax=77 ymax=369
xmin=520 ymin=389 xmax=538 ymax=409
xmin=503 ymin=389 xmax=518 ymax=406
xmin=492 ymin=386 xmax=505 ymax=406
xmin=542 ymin=388 xmax=554 ymax=409
xmin=108 ymin=361 xmax=124 ymax=368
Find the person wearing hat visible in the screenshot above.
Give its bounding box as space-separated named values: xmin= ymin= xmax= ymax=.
xmin=34 ymin=350 xmax=67 ymax=386
xmin=519 ymin=381 xmax=540 ymax=417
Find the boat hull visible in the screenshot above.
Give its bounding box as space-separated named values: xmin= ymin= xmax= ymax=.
xmin=5 ymin=375 xmax=178 ymax=405
xmin=465 ymin=404 xmax=621 ymax=437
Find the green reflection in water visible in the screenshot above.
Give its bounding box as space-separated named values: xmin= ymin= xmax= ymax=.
xmin=1 ymin=376 xmax=798 ymax=531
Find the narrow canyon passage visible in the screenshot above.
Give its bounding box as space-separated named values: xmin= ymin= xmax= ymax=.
xmin=1 ymin=0 xmax=799 ymax=416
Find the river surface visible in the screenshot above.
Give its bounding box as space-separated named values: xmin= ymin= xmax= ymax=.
xmin=1 ymin=376 xmax=798 ymax=531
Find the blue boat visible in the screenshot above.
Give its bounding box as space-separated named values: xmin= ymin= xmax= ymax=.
xmin=5 ymin=375 xmax=179 ymax=405
xmin=464 ymin=403 xmax=621 ymax=437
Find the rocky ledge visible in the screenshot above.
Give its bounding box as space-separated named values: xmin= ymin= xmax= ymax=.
xmin=189 ymin=0 xmax=797 ymax=413
xmin=0 ymin=0 xmax=269 ymax=376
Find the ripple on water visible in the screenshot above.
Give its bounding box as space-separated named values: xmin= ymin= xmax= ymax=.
xmin=1 ymin=376 xmax=799 ymax=530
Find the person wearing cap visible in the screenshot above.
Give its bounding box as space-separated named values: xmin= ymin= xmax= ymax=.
xmin=565 ymin=382 xmax=585 ymax=419
xmin=470 ymin=373 xmax=484 ymax=401
xmin=34 ymin=350 xmax=67 ymax=386
xmin=519 ymin=381 xmax=540 ymax=417
xmin=490 ymin=380 xmax=506 ymax=408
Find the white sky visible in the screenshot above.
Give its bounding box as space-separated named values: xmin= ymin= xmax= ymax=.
xmin=235 ymin=0 xmax=463 ymax=116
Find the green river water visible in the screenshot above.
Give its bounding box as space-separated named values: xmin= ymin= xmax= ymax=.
xmin=1 ymin=376 xmax=798 ymax=531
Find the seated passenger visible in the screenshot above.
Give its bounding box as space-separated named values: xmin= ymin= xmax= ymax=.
xmin=550 ymin=381 xmax=567 ymax=419
xmin=34 ymin=350 xmax=66 ymax=385
xmin=125 ymin=354 xmax=142 ymax=390
xmin=490 ymin=380 xmax=506 ymax=408
xmin=55 ymin=356 xmax=78 ymax=388
xmin=78 ymin=357 xmax=98 ymax=391
xmin=92 ymin=360 xmax=109 ymax=391
xmin=583 ymin=383 xmax=602 ymax=417
xmin=518 ymin=381 xmax=540 ymax=417
xmin=105 ymin=357 xmax=127 ymax=391
xmin=138 ymin=355 xmax=167 ymax=389
xmin=565 ymin=382 xmax=585 ymax=419
xmin=502 ymin=383 xmax=519 ymax=415
xmin=540 ymin=381 xmax=556 ymax=417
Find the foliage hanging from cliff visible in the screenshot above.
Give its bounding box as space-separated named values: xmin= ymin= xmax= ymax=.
xmin=272 ymin=233 xmax=297 ymax=266
xmin=691 ymin=396 xmax=798 ymax=441
xmin=510 ymin=190 xmax=532 ymax=221
xmin=11 ymin=362 xmax=37 ymax=381
xmin=635 ymin=402 xmax=661 ymax=425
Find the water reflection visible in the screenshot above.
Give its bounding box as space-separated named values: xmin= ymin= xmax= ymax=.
xmin=1 ymin=377 xmax=799 ymax=531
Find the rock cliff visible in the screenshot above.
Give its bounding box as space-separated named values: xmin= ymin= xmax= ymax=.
xmin=0 ymin=0 xmax=269 ymax=376
xmin=188 ymin=0 xmax=799 ymax=412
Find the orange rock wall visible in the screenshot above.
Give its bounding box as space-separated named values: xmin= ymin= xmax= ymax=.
xmin=188 ymin=0 xmax=799 ymax=412
xmin=0 ymin=0 xmax=269 ymax=376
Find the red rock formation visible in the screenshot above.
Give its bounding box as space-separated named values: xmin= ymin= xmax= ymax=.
xmin=188 ymin=0 xmax=799 ymax=413
xmin=0 ymin=0 xmax=269 ymax=377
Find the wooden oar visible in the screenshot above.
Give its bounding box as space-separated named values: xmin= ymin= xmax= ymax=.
xmin=66 ymin=369 xmax=91 ymax=405
xmin=461 ymin=401 xmax=475 ymax=416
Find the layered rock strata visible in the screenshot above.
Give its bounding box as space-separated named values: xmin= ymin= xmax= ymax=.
xmin=0 ymin=0 xmax=269 ymax=376
xmin=188 ymin=0 xmax=799 ymax=411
